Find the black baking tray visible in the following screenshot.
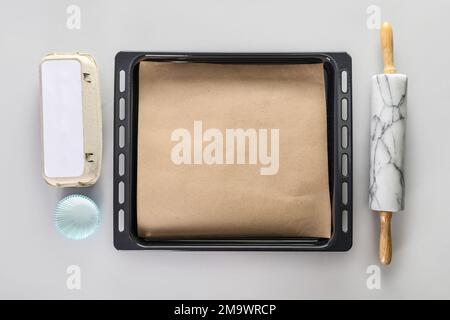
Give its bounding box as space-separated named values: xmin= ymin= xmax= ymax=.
xmin=113 ymin=52 xmax=352 ymax=251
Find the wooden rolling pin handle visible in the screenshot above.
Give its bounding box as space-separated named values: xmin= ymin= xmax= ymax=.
xmin=381 ymin=22 xmax=396 ymax=74
xmin=379 ymin=211 xmax=393 ymax=265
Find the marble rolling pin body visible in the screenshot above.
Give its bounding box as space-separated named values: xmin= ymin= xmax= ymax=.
xmin=369 ymin=74 xmax=407 ymax=211
xmin=369 ymin=22 xmax=407 ymax=265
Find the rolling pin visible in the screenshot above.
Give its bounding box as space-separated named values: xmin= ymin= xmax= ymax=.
xmin=369 ymin=22 xmax=407 ymax=265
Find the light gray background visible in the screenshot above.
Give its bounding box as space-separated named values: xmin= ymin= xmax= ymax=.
xmin=1 ymin=0 xmax=449 ymax=299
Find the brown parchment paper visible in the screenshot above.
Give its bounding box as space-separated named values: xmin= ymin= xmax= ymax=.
xmin=137 ymin=61 xmax=331 ymax=238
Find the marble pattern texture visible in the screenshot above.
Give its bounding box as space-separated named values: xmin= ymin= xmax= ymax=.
xmin=369 ymin=74 xmax=407 ymax=212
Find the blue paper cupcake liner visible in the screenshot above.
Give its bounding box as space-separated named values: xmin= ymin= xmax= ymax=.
xmin=54 ymin=194 xmax=100 ymax=240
